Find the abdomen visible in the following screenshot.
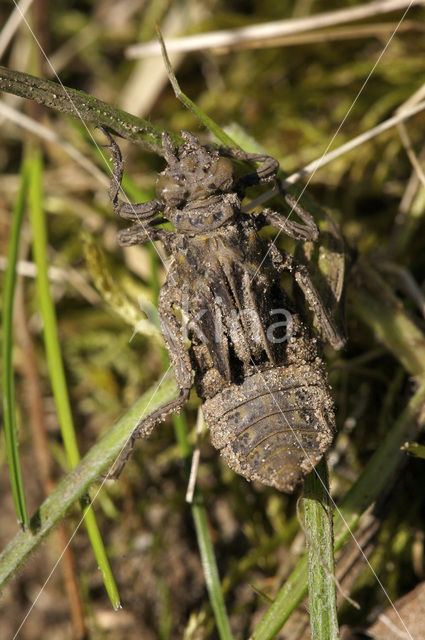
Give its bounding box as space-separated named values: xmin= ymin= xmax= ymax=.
xmin=202 ymin=362 xmax=335 ymax=493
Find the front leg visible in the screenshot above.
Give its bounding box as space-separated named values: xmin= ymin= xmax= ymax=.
xmin=100 ymin=127 xmax=162 ymax=221
xmin=270 ymin=245 xmax=346 ymax=350
xmin=221 ymin=145 xmax=318 ymax=242
xmin=219 ymin=147 xmax=279 ymax=194
xmin=109 ymin=281 xmax=193 ymax=477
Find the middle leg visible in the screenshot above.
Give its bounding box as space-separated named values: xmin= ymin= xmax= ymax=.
xmin=269 ymin=244 xmax=346 ymax=350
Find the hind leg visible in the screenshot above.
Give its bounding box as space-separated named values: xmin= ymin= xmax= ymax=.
xmin=269 ymin=245 xmax=346 ymax=350
xmin=109 ymin=281 xmax=193 ymax=477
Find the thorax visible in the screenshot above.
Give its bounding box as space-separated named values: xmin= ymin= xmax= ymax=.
xmin=169 ymin=216 xmax=263 ymax=282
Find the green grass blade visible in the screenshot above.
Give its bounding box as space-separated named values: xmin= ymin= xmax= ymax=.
xmin=171 ymin=412 xmax=234 ymax=640
xmin=172 ymin=412 xmax=191 ymax=460
xmin=0 ymin=65 xmax=180 ymax=153
xmin=191 ymin=493 xmax=234 ymax=640
xmin=303 ymin=459 xmax=339 ymax=640
xmin=1 ymin=156 xmax=30 ymax=530
xmin=350 ymin=259 xmax=425 ymax=377
xmin=29 ymin=146 xmax=81 ymax=467
xmin=156 ymin=28 xmax=237 ymax=148
xmin=402 ymin=442 xmax=425 ymax=459
xmin=28 ymin=146 xmax=120 ymax=608
xmin=0 ymin=374 xmax=178 ymax=589
xmin=249 ymin=554 xmax=308 ymax=640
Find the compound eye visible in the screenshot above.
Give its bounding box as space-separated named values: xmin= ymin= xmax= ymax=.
xmin=156 ymin=174 xmax=183 ymax=204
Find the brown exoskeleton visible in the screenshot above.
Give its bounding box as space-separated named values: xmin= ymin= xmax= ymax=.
xmin=101 ymin=127 xmax=345 ymax=493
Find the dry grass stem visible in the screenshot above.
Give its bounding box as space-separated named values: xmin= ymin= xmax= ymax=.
xmin=126 ymin=0 xmax=424 ymax=58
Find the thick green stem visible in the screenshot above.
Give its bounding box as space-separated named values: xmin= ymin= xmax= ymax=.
xmin=304 ymin=459 xmax=339 ymax=640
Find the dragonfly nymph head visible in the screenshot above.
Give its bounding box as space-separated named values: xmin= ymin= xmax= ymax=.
xmin=156 ymin=131 xmax=237 ymax=234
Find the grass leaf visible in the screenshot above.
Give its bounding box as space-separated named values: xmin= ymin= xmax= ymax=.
xmin=303 ymin=459 xmax=339 ymax=640
xmin=0 ymin=65 xmax=180 ymax=153
xmin=28 ymin=145 xmax=120 ymax=608
xmin=1 ymin=154 xmax=30 ymax=529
